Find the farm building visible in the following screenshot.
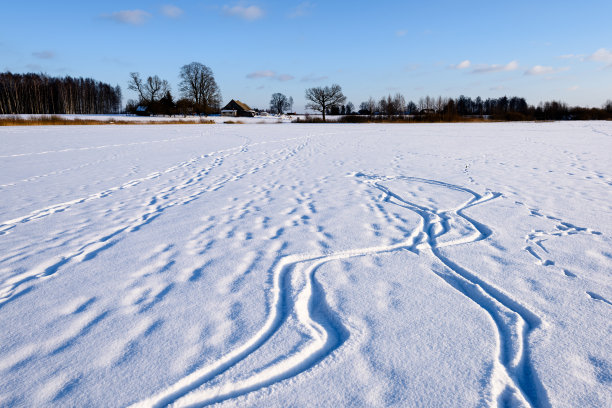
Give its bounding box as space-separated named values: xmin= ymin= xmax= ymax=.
xmin=221 ymin=100 xmax=256 ymax=117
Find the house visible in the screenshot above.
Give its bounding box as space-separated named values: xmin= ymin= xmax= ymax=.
xmin=221 ymin=100 xmax=256 ymax=117
xmin=135 ymin=106 xmax=150 ymax=116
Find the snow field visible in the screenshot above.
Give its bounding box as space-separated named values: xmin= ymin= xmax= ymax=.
xmin=0 ymin=122 xmax=611 ymax=407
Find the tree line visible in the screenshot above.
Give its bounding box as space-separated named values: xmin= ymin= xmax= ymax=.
xmin=352 ymin=94 xmax=612 ymax=121
xmin=297 ymin=85 xmax=612 ymax=122
xmin=0 ymin=72 xmax=122 ymax=115
xmin=2 ymin=68 xmax=610 ymax=122
xmin=126 ymin=62 xmax=222 ymax=116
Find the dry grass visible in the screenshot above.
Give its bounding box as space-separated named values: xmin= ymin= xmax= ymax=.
xmin=292 ymin=115 xmax=499 ymax=124
xmin=223 ymin=120 xmax=245 ymax=124
xmin=0 ymin=115 xmax=215 ymax=126
xmin=335 ymin=115 xmax=494 ymax=124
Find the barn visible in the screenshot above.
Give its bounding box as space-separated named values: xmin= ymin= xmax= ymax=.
xmin=221 ymin=100 xmax=256 ymax=117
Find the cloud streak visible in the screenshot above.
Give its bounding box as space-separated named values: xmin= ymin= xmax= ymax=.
xmin=102 ymin=10 xmax=152 ymax=25
xmin=300 ymin=73 xmax=328 ymax=82
xmin=246 ymin=70 xmax=294 ymax=81
xmin=161 ymin=5 xmax=183 ymax=18
xmin=472 ymin=60 xmax=518 ymax=74
xmin=276 ymin=74 xmax=294 ymax=81
xmin=223 ymin=5 xmax=264 ymax=21
xmin=246 ymin=70 xmax=275 ymax=79
xmin=289 ymin=2 xmax=314 ymax=18
xmin=450 ymin=60 xmax=471 ymax=69
xmin=524 ymin=65 xmax=569 ymax=76
xmin=32 ymin=51 xmax=55 ymax=60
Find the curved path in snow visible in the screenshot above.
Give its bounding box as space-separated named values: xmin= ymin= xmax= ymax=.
xmin=131 ymin=173 xmax=550 ymax=408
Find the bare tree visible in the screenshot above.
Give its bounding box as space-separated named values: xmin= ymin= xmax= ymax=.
xmin=288 ymin=96 xmax=294 ymax=113
xmin=305 ymin=84 xmax=346 ymax=121
xmin=146 ymin=75 xmax=170 ymax=103
xmin=128 ymin=72 xmax=170 ymax=105
xmin=359 ymin=97 xmax=377 ymax=115
xmin=179 ymin=62 xmax=222 ymax=115
xmin=270 ymin=93 xmax=290 ymax=114
xmin=425 ymin=95 xmax=434 ymax=111
xmin=346 ymin=101 xmax=355 ymax=115
xmin=379 ymin=96 xmax=389 ymax=115
xmin=393 ymin=93 xmax=406 ymax=115
xmin=128 ymin=72 xmax=145 ymax=103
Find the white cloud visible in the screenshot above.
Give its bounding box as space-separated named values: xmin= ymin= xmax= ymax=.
xmin=524 ymin=65 xmax=569 ymax=75
xmin=223 ymin=5 xmax=264 ymax=21
xmin=246 ymin=70 xmax=294 ymax=81
xmin=289 ymin=2 xmax=314 ymax=18
xmin=557 ymin=49 xmax=612 ymax=68
xmin=588 ymin=48 xmax=612 ymax=67
xmin=525 ymin=65 xmax=553 ymax=75
xmin=472 ymin=60 xmax=518 ymax=74
xmin=161 ymin=5 xmax=183 ymax=18
xmin=396 ymin=29 xmax=407 ymax=37
xmin=568 ymin=85 xmax=579 ymax=91
xmin=103 ymin=10 xmax=152 ymax=25
xmin=32 ymin=51 xmax=55 ymax=60
xmin=450 ymin=60 xmax=470 ymax=69
xmin=588 ymin=48 xmax=612 ymax=62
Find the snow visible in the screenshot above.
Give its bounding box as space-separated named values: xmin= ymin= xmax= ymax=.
xmin=0 ymin=121 xmax=611 ymax=407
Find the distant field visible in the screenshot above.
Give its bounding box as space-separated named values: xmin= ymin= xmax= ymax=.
xmin=1 ymin=122 xmax=611 ymax=407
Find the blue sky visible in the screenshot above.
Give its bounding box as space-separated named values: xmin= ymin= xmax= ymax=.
xmin=1 ymin=1 xmax=611 ymax=111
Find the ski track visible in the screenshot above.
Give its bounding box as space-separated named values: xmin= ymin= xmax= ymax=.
xmin=0 ymin=135 xmax=311 ymax=308
xmin=129 ymin=173 xmax=551 ymax=408
xmin=0 ymin=135 xmax=306 ymax=236
xmin=0 ymin=155 xmax=120 ymax=189
xmin=0 ymin=133 xmax=212 ymax=159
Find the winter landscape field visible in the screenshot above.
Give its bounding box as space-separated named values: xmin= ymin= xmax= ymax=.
xmin=0 ymin=122 xmax=610 ymax=407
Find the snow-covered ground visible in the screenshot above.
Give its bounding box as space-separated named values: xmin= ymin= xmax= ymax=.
xmin=1 ymin=122 xmax=611 ymax=407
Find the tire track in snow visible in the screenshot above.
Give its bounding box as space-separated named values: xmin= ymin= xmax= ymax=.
xmin=131 ymin=173 xmax=549 ymax=407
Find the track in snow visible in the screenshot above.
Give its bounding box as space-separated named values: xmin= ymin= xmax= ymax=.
xmin=131 ymin=173 xmax=550 ymax=408
xmin=0 ymin=136 xmax=311 ymax=308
